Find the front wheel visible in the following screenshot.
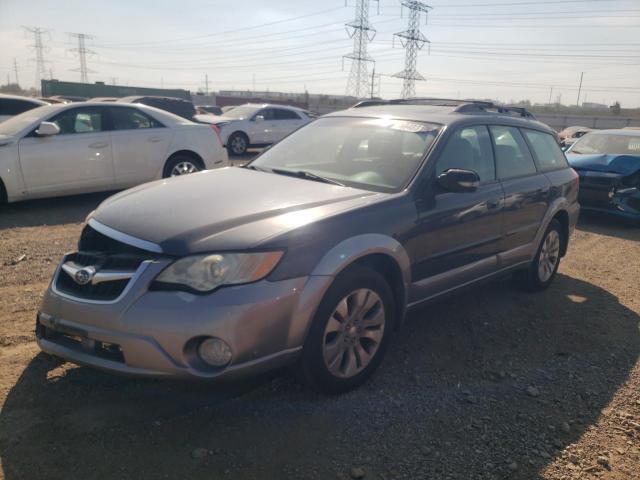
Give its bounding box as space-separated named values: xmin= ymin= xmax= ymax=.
xmin=227 ymin=132 xmax=248 ymax=156
xmin=517 ymin=219 xmax=563 ymax=291
xmin=297 ymin=265 xmax=395 ymax=394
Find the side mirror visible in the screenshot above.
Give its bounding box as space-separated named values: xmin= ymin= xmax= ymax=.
xmin=254 ymin=115 xmax=264 ymax=123
xmin=35 ymin=121 xmax=60 ymax=137
xmin=437 ymin=168 xmax=480 ymax=193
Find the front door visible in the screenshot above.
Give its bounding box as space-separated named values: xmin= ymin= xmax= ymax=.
xmin=407 ymin=125 xmax=504 ymax=303
xmin=271 ymin=108 xmax=306 ymax=142
xmin=248 ymin=108 xmax=279 ymax=145
xmin=18 ymin=106 xmax=113 ymax=198
xmin=107 ymin=106 xmax=172 ymax=187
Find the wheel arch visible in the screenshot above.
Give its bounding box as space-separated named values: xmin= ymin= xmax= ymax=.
xmin=309 ymin=234 xmax=412 ymax=328
xmin=552 ymin=209 xmax=570 ymax=257
xmin=534 ymin=198 xmax=573 ymax=259
xmin=0 ymin=176 xmax=7 ymax=205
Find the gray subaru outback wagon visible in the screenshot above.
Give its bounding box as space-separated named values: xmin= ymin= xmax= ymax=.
xmin=37 ymin=99 xmax=580 ymax=393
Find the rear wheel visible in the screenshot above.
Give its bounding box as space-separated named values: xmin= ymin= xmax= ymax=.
xmin=163 ymin=154 xmax=202 ymax=178
xmin=297 ymin=265 xmax=395 ymax=394
xmin=517 ymin=219 xmax=563 ymax=291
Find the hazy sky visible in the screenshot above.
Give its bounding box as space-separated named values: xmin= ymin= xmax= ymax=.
xmin=1 ymin=0 xmax=639 ymax=106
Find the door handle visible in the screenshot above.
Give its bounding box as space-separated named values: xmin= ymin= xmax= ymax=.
xmin=148 ymin=136 xmax=163 ymax=143
xmin=88 ymin=142 xmax=108 ymax=149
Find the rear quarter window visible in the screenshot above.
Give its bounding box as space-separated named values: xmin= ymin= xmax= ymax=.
xmin=522 ymin=129 xmax=569 ymax=172
xmin=0 ymin=99 xmax=39 ymax=116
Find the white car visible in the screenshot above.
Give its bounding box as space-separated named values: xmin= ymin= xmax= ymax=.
xmin=0 ymin=102 xmax=228 ymax=204
xmin=209 ymin=103 xmax=313 ymax=155
xmin=0 ymin=94 xmax=49 ymax=123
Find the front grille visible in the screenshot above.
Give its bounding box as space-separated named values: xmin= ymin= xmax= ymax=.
xmin=56 ymin=227 xmax=157 ymax=301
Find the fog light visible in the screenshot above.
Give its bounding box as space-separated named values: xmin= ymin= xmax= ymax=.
xmin=197 ymin=337 xmax=232 ymax=367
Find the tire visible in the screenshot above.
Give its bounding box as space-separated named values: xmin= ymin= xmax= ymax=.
xmin=517 ymin=219 xmax=563 ymax=291
xmin=227 ymin=132 xmax=249 ymax=156
xmin=297 ymin=265 xmax=395 ymax=394
xmin=162 ymin=154 xmax=202 ymax=178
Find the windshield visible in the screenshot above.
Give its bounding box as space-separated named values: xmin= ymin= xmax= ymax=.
xmin=250 ymin=116 xmax=441 ymax=192
xmin=223 ymin=106 xmax=260 ymax=119
xmin=571 ymin=133 xmax=640 ymax=155
xmin=0 ymin=105 xmax=56 ymax=136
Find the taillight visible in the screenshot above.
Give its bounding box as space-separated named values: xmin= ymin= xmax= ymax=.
xmin=210 ymin=124 xmax=223 ymax=146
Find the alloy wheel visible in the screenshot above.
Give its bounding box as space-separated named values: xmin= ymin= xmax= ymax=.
xmin=170 ymin=161 xmax=199 ymax=176
xmin=322 ymin=288 xmax=386 ymax=379
xmin=538 ymin=229 xmax=560 ymax=282
xmin=230 ymin=136 xmax=247 ymax=155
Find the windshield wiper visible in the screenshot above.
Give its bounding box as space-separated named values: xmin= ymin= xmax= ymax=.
xmin=270 ymin=168 xmax=345 ymax=186
xmin=244 ymin=164 xmax=270 ymax=172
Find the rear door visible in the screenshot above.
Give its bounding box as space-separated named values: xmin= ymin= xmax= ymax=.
xmin=409 ymin=125 xmax=505 ymax=301
xmin=18 ymin=106 xmax=114 ymax=197
xmin=108 ymin=106 xmax=172 ymax=187
xmin=489 ymin=125 xmax=551 ymax=263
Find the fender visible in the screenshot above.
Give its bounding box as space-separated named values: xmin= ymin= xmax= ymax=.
xmin=532 ymin=196 xmax=578 ymax=258
xmin=287 ymin=234 xmax=412 ymax=349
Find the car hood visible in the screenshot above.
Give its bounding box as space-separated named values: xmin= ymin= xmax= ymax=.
xmin=566 ymin=153 xmax=640 ymax=176
xmin=90 ymin=167 xmax=381 ymax=255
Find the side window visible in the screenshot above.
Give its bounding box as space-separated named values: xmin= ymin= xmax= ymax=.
xmin=49 ymin=108 xmax=104 ymax=135
xmin=110 ymin=107 xmax=162 ymax=130
xmin=522 ymin=129 xmax=568 ymax=172
xmin=256 ymin=109 xmax=276 ymax=121
xmin=489 ymin=126 xmax=537 ymax=179
xmin=435 ymin=125 xmax=495 ymax=183
xmin=0 ymin=99 xmax=39 ymax=116
xmin=274 ymin=108 xmax=301 ymax=120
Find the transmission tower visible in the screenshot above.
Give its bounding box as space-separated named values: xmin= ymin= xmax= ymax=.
xmin=68 ymin=33 xmax=96 ymax=83
xmin=393 ymin=1 xmax=432 ymax=99
xmin=23 ymin=27 xmax=49 ymax=90
xmin=343 ymin=0 xmax=378 ymax=98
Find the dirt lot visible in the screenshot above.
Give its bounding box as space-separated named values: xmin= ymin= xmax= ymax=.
xmin=0 ymin=187 xmax=638 ymax=480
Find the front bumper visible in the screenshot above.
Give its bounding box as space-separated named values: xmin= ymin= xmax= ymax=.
xmin=37 ymin=258 xmax=333 ymax=379
xmin=577 ymin=170 xmax=640 ymax=221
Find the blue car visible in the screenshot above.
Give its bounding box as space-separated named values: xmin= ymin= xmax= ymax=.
xmin=566 ymin=129 xmax=640 ymax=223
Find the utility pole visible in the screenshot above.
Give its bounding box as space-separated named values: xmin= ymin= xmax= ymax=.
xmin=370 ymin=64 xmax=377 ymax=99
xmin=576 ymin=72 xmax=584 ymax=106
xmin=548 ymin=86 xmax=553 ymax=104
xmin=23 ymin=27 xmax=49 ymax=90
xmin=49 ymin=68 xmax=53 ymax=79
xmin=68 ymin=32 xmax=95 ymax=83
xmin=393 ymin=1 xmax=433 ymax=99
xmin=344 ymin=0 xmax=378 ymax=98
xmin=205 ymin=74 xmax=209 ymax=95
xmin=13 ymin=58 xmax=19 ymax=86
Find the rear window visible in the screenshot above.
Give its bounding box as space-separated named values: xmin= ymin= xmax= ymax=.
xmin=522 ymin=129 xmax=568 ymax=172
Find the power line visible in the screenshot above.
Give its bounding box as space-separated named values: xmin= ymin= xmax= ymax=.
xmin=68 ymin=32 xmax=96 ymax=83
xmin=344 ymin=0 xmax=379 ymax=97
xmin=394 ymin=0 xmax=432 ymax=98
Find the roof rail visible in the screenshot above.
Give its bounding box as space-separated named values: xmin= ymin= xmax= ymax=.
xmin=351 ymin=97 xmax=535 ymax=119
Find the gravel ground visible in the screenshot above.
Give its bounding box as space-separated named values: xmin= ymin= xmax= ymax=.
xmin=0 ymin=183 xmax=638 ymax=480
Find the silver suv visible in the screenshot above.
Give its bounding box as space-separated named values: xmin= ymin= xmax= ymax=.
xmin=37 ymin=99 xmax=580 ymax=393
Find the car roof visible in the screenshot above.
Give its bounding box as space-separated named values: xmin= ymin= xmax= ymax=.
xmin=0 ymin=93 xmax=49 ymax=105
xmin=324 ymin=98 xmax=553 ymax=133
xmin=585 ymin=129 xmax=640 ymax=137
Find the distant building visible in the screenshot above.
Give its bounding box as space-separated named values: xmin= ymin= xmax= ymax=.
xmin=582 ymin=102 xmax=609 ymax=111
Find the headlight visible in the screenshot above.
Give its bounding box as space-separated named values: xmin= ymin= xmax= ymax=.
xmin=154 ymin=252 xmax=283 ymax=293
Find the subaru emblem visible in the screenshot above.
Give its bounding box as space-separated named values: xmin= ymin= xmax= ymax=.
xmin=74 ymin=266 xmax=96 ymax=285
